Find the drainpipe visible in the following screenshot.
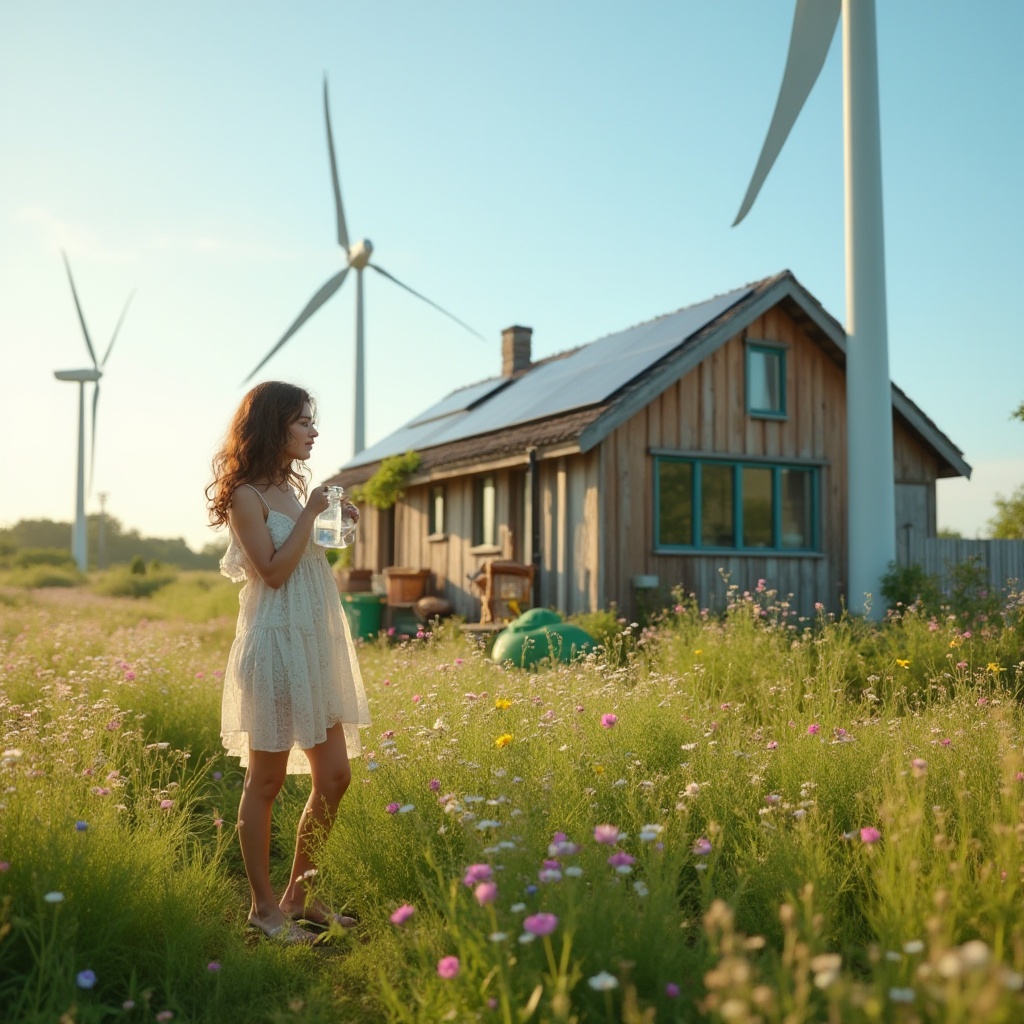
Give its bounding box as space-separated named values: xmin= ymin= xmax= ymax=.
xmin=528 ymin=447 xmax=540 ymax=607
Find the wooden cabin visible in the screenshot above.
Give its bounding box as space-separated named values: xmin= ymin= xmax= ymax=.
xmin=328 ymin=271 xmax=970 ymax=618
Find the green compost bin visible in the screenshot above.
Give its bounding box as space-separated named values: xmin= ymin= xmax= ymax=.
xmin=340 ymin=592 xmax=385 ymax=640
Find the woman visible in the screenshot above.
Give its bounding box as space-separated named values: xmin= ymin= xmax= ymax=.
xmin=207 ymin=381 xmax=370 ymax=944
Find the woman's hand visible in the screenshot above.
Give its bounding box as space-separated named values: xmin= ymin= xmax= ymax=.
xmin=342 ymin=501 xmax=360 ymax=523
xmin=306 ymin=485 xmax=331 ymax=517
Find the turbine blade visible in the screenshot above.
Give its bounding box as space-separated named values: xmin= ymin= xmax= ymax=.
xmin=368 ymin=263 xmax=485 ymax=341
xmin=89 ymin=381 xmax=100 ymax=493
xmin=243 ymin=266 xmax=350 ymax=383
xmin=101 ymin=288 xmax=136 ymax=367
xmin=61 ymin=250 xmax=100 ymax=368
xmin=323 ymin=77 xmax=350 ymax=251
xmin=733 ymin=0 xmax=841 ymax=226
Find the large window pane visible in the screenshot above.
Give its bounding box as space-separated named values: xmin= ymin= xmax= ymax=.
xmin=658 ymin=461 xmax=693 ymax=545
xmin=748 ymin=347 xmax=784 ymax=414
xmin=742 ymin=466 xmax=773 ymax=547
xmin=781 ymin=469 xmax=813 ymax=548
xmin=701 ymin=464 xmax=735 ymax=547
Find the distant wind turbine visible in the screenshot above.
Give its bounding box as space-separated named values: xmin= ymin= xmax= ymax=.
xmin=244 ymin=78 xmax=484 ymax=455
xmin=734 ymin=0 xmax=894 ymax=617
xmin=54 ymin=251 xmax=134 ymax=572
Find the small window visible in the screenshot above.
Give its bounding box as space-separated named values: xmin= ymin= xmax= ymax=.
xmin=428 ymin=484 xmax=445 ymax=536
xmin=474 ymin=475 xmax=496 ymax=546
xmin=747 ymin=344 xmax=786 ymax=417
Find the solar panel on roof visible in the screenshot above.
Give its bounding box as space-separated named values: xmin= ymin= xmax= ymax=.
xmin=406 ymin=376 xmax=510 ymax=427
xmin=443 ymin=286 xmax=751 ymax=436
xmin=343 ymin=285 xmax=751 ymax=468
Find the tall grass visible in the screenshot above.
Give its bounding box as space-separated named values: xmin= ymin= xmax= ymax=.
xmin=1 ymin=582 xmax=1022 ymax=1021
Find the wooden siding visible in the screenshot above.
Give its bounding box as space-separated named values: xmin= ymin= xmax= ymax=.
xmin=601 ymin=306 xmax=843 ymax=615
xmin=535 ymin=451 xmax=600 ymax=615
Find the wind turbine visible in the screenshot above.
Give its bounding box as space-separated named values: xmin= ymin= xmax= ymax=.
xmin=54 ymin=251 xmax=134 ymax=572
xmin=244 ymin=78 xmax=484 ymax=455
xmin=734 ymin=0 xmax=893 ymax=617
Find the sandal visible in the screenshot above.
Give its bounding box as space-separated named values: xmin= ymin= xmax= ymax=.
xmin=289 ymin=909 xmax=358 ymax=933
xmin=246 ymin=915 xmax=317 ymax=945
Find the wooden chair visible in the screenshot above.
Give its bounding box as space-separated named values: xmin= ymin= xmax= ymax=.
xmin=473 ymin=559 xmax=534 ymax=624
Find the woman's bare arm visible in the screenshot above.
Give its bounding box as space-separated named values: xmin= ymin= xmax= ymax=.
xmin=227 ymin=485 xmax=330 ymax=590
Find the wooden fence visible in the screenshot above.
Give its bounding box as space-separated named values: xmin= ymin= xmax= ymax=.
xmin=896 ymin=533 xmax=1024 ymax=595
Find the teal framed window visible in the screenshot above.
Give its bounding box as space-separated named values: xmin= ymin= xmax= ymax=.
xmin=654 ymin=457 xmax=818 ymax=552
xmin=746 ymin=343 xmax=786 ymax=417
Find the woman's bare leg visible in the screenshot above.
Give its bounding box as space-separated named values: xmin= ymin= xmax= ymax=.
xmin=237 ymin=747 xmax=291 ymax=926
xmin=279 ymin=723 xmax=352 ymax=917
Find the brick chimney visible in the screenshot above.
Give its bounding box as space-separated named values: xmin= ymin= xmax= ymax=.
xmin=501 ymin=325 xmax=532 ymax=377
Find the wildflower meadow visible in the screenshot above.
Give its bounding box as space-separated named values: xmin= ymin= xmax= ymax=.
xmin=1 ymin=575 xmax=1023 ymax=1023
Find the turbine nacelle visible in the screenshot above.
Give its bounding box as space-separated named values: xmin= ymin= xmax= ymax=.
xmin=55 ymin=368 xmax=102 ymax=383
xmin=347 ymin=239 xmax=373 ymax=269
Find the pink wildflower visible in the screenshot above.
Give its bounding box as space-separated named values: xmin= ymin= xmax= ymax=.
xmin=437 ymin=956 xmax=460 ymax=979
xmin=523 ymin=912 xmax=559 ymax=936
xmin=390 ymin=903 xmax=416 ymax=925
xmin=807 ymin=723 xmax=820 ymax=735
xmin=428 ymin=778 xmax=440 ymax=791
xmin=386 ymin=802 xmax=401 ymax=814
xmin=462 ymin=863 xmax=493 ymax=886
xmin=474 ymin=881 xmax=498 ymax=905
xmin=594 ymin=824 xmax=620 ymax=845
xmin=692 ymin=837 xmax=712 ymax=856
xmin=860 ymin=827 xmax=882 ymax=844
xmin=601 ymin=713 xmax=618 ymax=729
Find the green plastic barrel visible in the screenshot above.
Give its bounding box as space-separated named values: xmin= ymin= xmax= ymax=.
xmin=340 ymin=592 xmax=385 ymax=640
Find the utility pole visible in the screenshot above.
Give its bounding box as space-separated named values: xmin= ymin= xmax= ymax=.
xmin=98 ymin=492 xmax=108 ymax=570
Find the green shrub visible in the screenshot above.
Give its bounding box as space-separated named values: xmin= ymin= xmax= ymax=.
xmin=0 ymin=565 xmax=84 ymax=588
xmin=12 ymin=547 xmax=76 ymax=569
xmin=880 ymin=560 xmax=941 ymax=612
xmin=568 ymin=605 xmax=623 ymax=650
xmin=129 ymin=555 xmax=147 ymax=575
xmin=94 ymin=565 xmax=178 ymax=598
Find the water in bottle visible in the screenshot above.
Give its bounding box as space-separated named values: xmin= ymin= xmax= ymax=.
xmin=314 ymin=486 xmax=357 ymax=548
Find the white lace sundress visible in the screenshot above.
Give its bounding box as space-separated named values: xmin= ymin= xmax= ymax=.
xmin=219 ymin=486 xmax=370 ymax=774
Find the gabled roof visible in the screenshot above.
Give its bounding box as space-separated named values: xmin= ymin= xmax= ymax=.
xmin=333 ymin=270 xmax=970 ymax=485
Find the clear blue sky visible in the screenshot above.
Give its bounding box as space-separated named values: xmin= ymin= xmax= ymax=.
xmin=2 ymin=1 xmax=1021 ymax=553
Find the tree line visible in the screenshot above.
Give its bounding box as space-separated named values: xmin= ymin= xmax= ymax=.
xmin=0 ymin=516 xmax=226 ymax=571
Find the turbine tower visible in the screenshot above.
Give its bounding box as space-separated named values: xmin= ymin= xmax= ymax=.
xmin=244 ymin=78 xmax=483 ymax=456
xmin=54 ymin=252 xmax=134 ymax=572
xmin=734 ymin=0 xmax=893 ymax=617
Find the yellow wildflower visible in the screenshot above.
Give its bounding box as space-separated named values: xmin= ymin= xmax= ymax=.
xmin=494 ymin=698 xmax=513 ymax=709
xmin=693 ymin=649 xmax=703 ymax=656
xmin=987 ymin=662 xmax=1002 ymax=673
xmin=494 ymin=733 xmax=513 ymax=749
xmin=593 ymin=764 xmax=605 ymax=775
xmin=949 ymin=638 xmax=961 ymax=649
xmin=896 ymin=659 xmax=910 ymax=669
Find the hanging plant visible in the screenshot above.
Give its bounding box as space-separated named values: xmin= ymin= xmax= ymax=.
xmin=352 ymin=451 xmax=421 ymax=509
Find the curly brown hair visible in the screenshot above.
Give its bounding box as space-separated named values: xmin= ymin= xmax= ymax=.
xmin=206 ymin=382 xmax=316 ymax=528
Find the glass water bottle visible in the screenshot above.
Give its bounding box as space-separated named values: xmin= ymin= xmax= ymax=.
xmin=314 ymin=485 xmax=357 ymax=549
